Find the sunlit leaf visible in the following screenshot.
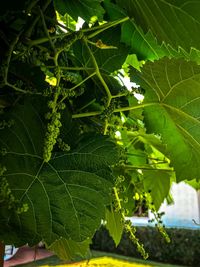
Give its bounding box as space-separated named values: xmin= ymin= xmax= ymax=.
xmin=54 ymin=0 xmax=105 ymax=23
xmin=48 ymin=238 xmax=91 ymax=260
xmin=132 ymin=58 xmax=200 ymax=181
xmin=105 ymin=207 xmax=123 ymax=246
xmin=117 ymin=0 xmax=200 ymax=52
xmin=143 ymin=170 xmax=171 ymax=211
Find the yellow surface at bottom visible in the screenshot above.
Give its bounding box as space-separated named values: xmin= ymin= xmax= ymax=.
xmin=41 ymin=256 xmax=152 ymax=267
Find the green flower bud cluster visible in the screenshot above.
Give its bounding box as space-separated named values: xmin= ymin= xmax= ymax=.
xmin=124 ymin=220 xmax=148 ymax=259
xmin=0 ymin=177 xmax=15 ymax=209
xmin=56 ymin=31 xmax=84 ymax=51
xmin=100 ymin=101 xmax=116 ymax=120
xmin=61 ymin=86 xmax=85 ymax=98
xmin=0 ymin=119 xmax=14 ymax=129
xmin=61 ymin=88 xmax=76 ymax=98
xmin=16 ymin=203 xmax=29 ymax=214
xmin=43 ymin=111 xmax=62 ymax=162
xmin=113 ymin=184 xmax=148 ymax=259
xmin=113 ymin=185 xmax=130 ymax=216
xmin=146 ymin=195 xmax=170 ymax=243
xmin=113 ymin=176 xmax=130 ymax=212
xmin=157 ymin=225 xmax=170 ymax=243
xmin=43 ymin=86 xmax=54 ymax=97
xmin=0 ymin=165 xmax=6 ymax=176
xmin=0 ymin=148 xmax=7 ymax=156
xmin=27 ymin=48 xmax=50 ymax=66
xmin=63 ymin=72 xmax=82 ymax=84
xmin=0 ymin=176 xmax=29 ymax=213
xmin=57 ymin=138 xmax=70 ymax=152
xmin=115 ymin=175 xmax=125 ymax=186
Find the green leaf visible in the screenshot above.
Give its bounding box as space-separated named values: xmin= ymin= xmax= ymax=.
xmin=143 ymin=170 xmax=171 ymax=210
xmin=73 ymin=26 xmax=129 ymax=73
xmin=54 ymin=0 xmax=105 ymax=23
xmin=121 ymin=20 xmax=170 ymax=61
xmin=0 ymin=100 xmax=117 ymax=248
xmin=77 ymin=135 xmax=120 ymax=165
xmin=185 ymin=179 xmax=200 ymax=190
xmin=48 ymin=238 xmax=91 ymax=260
xmin=125 ymin=54 xmax=144 ymax=71
xmin=132 ymin=58 xmax=200 ymax=181
xmin=103 ymin=0 xmax=126 ymax=21
xmin=117 ymin=0 xmax=200 ymax=52
xmin=105 ymin=207 xmax=123 ymax=246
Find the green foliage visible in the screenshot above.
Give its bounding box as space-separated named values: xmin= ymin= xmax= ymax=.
xmin=105 ymin=206 xmax=123 ymax=246
xmin=132 ymin=58 xmax=200 ymax=181
xmin=1 ymin=0 xmax=200 ymax=261
xmin=48 ymin=238 xmax=91 ymax=260
xmin=54 ymin=0 xmax=105 ymax=23
xmin=143 ymin=170 xmax=171 ymax=211
xmin=0 ymin=101 xmax=117 ymax=248
xmin=117 ymin=0 xmax=200 ymax=52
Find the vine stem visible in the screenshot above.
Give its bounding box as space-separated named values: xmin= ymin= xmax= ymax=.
xmin=38 ymin=7 xmax=55 ymax=52
xmin=46 ymin=66 xmax=95 ymax=71
xmin=83 ymin=37 xmax=112 ymax=107
xmin=27 ymin=16 xmax=129 ymax=46
xmin=2 ymin=35 xmax=19 ymax=85
xmin=121 ymin=164 xmax=174 ymax=172
xmin=87 ymin=17 xmax=129 ymax=39
xmin=72 ymin=103 xmax=157 ymax=118
xmin=59 ymin=72 xmax=96 ymax=103
xmin=113 ymin=187 xmax=122 ymax=211
xmin=27 ymin=32 xmax=71 ymax=46
xmin=5 ymin=82 xmax=42 ymax=95
xmin=25 ymin=0 xmax=40 ymax=14
xmin=44 ymin=15 xmax=74 ymax=33
xmin=24 ymin=0 xmax=52 ymax=38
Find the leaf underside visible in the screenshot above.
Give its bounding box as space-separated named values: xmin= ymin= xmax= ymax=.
xmin=132 ymin=58 xmax=200 ymax=181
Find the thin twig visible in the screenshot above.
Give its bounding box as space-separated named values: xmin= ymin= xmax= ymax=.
xmin=38 ymin=7 xmax=55 ymax=52
xmin=192 ymin=219 xmax=200 ymax=226
xmin=5 ymin=82 xmax=42 ymax=95
xmin=24 ymin=0 xmax=52 ymax=38
xmin=2 ymin=35 xmax=20 ymax=85
xmin=87 ymin=17 xmax=129 ymax=39
xmin=83 ymin=37 xmax=112 ymax=107
xmin=60 ymin=72 xmax=96 ymax=103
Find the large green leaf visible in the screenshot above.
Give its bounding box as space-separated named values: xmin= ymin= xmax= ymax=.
xmin=0 ymin=100 xmax=118 ymax=248
xmin=54 ymin=0 xmax=105 ymax=23
xmin=121 ymin=20 xmax=170 ymax=61
xmin=185 ymin=179 xmax=200 ymax=190
xmin=103 ymin=1 xmax=169 ymax=61
xmin=105 ymin=206 xmax=123 ymax=246
xmin=116 ymin=0 xmax=200 ymax=52
xmin=143 ymin=170 xmax=171 ymax=211
xmin=132 ymin=58 xmax=200 ymax=181
xmin=48 ymin=238 xmax=91 ymax=260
